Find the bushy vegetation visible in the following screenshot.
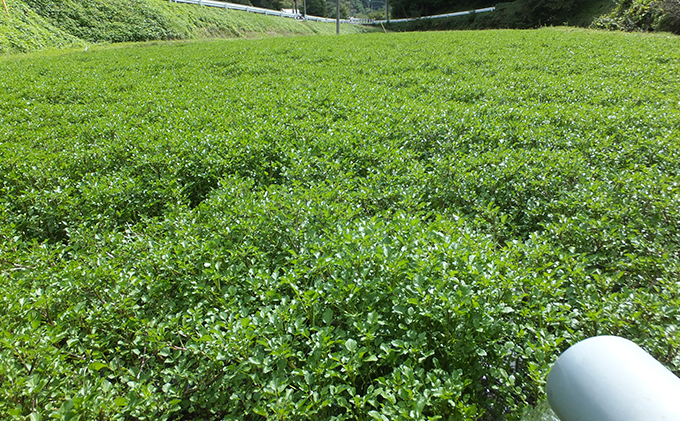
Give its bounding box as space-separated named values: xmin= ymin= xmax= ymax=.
xmin=0 ymin=0 xmax=84 ymax=54
xmin=23 ymin=0 xmax=373 ymax=42
xmin=592 ymin=0 xmax=680 ymax=35
xmin=0 ymin=0 xmax=373 ymax=55
xmin=1 ymin=29 xmax=679 ymax=420
xmin=20 ymin=0 xmax=192 ymax=42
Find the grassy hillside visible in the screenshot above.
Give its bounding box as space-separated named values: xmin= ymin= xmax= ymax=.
xmin=1 ymin=29 xmax=679 ymax=420
xmin=0 ymin=0 xmax=373 ymax=55
xmin=0 ymin=1 xmax=85 ymax=54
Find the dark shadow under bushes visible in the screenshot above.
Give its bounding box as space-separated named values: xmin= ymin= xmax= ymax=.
xmin=386 ymin=0 xmax=616 ymax=32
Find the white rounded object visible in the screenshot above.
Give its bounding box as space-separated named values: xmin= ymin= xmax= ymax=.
xmin=546 ymin=336 xmax=680 ymax=421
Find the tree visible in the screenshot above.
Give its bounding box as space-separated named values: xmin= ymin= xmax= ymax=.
xmin=656 ymin=0 xmax=680 ymax=33
xmin=389 ymin=0 xmax=496 ymax=18
xmin=524 ymin=0 xmax=581 ymax=25
xmin=324 ymin=0 xmax=350 ymax=18
xmin=251 ymin=0 xmax=284 ymax=9
xmin=306 ymin=0 xmax=326 ymax=16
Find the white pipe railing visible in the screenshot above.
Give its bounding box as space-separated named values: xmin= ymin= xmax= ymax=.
xmin=546 ymin=336 xmax=680 ymax=421
xmin=168 ymin=0 xmax=370 ymax=24
xmin=168 ymin=0 xmax=494 ymax=26
xmin=374 ymin=7 xmax=495 ymax=24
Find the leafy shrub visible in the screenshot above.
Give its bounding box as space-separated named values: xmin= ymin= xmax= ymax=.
xmin=655 ymin=0 xmax=680 ymax=32
xmin=592 ymin=0 xmax=680 ymax=34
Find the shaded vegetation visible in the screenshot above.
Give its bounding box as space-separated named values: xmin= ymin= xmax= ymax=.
xmin=386 ymin=0 xmax=680 ymax=35
xmin=387 ymin=0 xmax=616 ymax=31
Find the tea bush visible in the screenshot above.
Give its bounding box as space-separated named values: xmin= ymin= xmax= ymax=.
xmin=1 ymin=29 xmax=679 ymax=420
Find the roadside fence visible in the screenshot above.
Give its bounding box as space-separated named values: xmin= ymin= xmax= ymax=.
xmin=168 ymin=0 xmax=495 ymax=26
xmin=168 ymin=0 xmax=370 ymax=24
xmin=374 ymin=7 xmax=495 ymax=24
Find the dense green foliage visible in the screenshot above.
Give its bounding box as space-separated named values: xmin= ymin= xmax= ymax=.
xmin=0 ymin=0 xmax=372 ymax=54
xmin=21 ymin=0 xmax=372 ymax=42
xmin=1 ymin=29 xmax=679 ymax=420
xmin=249 ymin=0 xmax=284 ymax=11
xmin=0 ymin=0 xmax=85 ymax=54
xmin=592 ymin=0 xmax=680 ymax=35
xmin=20 ymin=0 xmax=193 ymax=42
xmin=308 ymin=0 xmax=329 ymax=17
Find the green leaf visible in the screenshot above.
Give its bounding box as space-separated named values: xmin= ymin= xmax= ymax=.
xmin=368 ymin=410 xmax=390 ymax=421
xmin=88 ymin=362 xmax=108 ymax=372
xmin=345 ymin=338 xmax=357 ymax=352
xmin=322 ymin=308 xmax=333 ymax=325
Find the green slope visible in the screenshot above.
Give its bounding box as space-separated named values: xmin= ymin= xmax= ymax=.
xmin=0 ymin=1 xmax=85 ymax=54
xmin=0 ymin=0 xmax=374 ymax=55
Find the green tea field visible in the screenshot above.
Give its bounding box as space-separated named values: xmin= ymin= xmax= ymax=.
xmin=1 ymin=29 xmax=679 ymax=420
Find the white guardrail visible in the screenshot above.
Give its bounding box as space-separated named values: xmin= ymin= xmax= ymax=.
xmin=374 ymin=7 xmax=495 ymax=24
xmin=169 ymin=0 xmax=370 ymax=24
xmin=168 ymin=0 xmax=495 ymax=25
